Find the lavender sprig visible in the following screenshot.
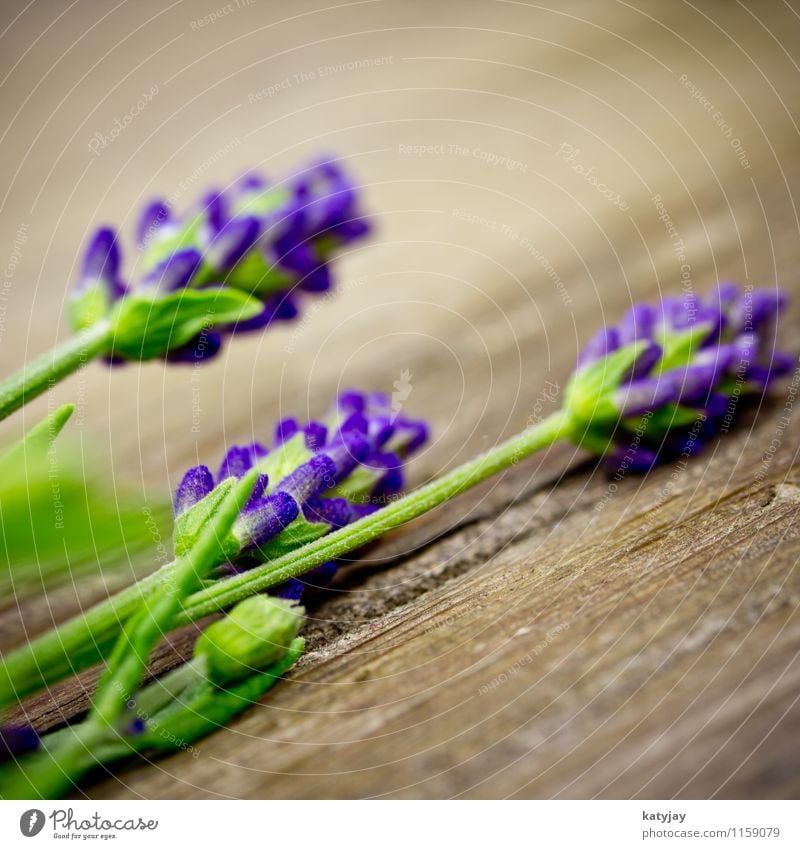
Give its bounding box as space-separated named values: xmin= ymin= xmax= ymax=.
xmin=0 ymin=283 xmax=791 ymax=711
xmin=0 ymin=391 xmax=428 ymax=704
xmin=0 ymin=465 xmax=304 ymax=799
xmin=169 ymin=282 xmax=795 ymax=618
xmin=564 ymin=282 xmax=793 ymax=469
xmin=172 ymin=388 xmax=428 ymax=599
xmin=0 ymin=158 xmax=370 ymax=421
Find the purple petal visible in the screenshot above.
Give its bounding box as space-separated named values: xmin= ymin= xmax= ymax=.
xmin=237 ymin=173 xmax=268 ymax=193
xmin=275 ymin=417 xmax=328 ymax=450
xmin=658 ymin=296 xmax=693 ymax=332
xmin=136 ymin=200 xmax=170 ymax=248
xmin=332 ymin=218 xmax=371 ymax=242
xmin=732 ymin=332 xmax=757 ymax=365
xmin=702 ymin=392 xmax=732 ymax=419
xmin=304 ymin=421 xmax=327 ymax=450
xmin=256 ymin=293 xmax=299 ymax=325
xmin=207 ymin=216 xmax=260 ymax=270
xmin=338 ymin=411 xmax=370 ymax=437
xmin=366 ymin=390 xmax=391 ymax=409
xmin=768 ymin=350 xmax=796 ymax=377
xmin=712 ymin=281 xmax=741 ymax=308
xmin=303 ymin=495 xmax=352 ymax=529
xmin=363 ymin=414 xmax=394 ymax=447
xmin=236 ymin=491 xmax=299 ymax=550
xmin=297 ymin=263 xmax=331 ymax=293
xmin=82 ymin=227 xmax=120 ymax=280
xmin=141 ymin=248 xmax=202 ymax=292
xmin=577 ymin=327 xmax=620 ymax=368
xmin=744 ymin=351 xmax=795 ymax=389
xmin=615 ymin=376 xmax=679 ymax=416
xmin=200 ymin=189 xmax=226 ymax=232
xmin=670 ymin=363 xmax=723 ymax=405
xmin=336 ymin=390 xmax=367 ymax=415
xmin=276 ymin=240 xmax=317 ymax=275
xmin=625 ymin=342 xmax=661 ymax=381
xmin=271 ymin=561 xmax=338 ymax=600
xmin=368 ymin=451 xmax=405 ymax=498
xmin=604 ymin=444 xmax=659 ymax=473
xmin=392 ymin=418 xmax=429 ymax=454
xmin=226 ymin=301 xmax=278 ymax=333
xmin=241 ymin=472 xmax=269 ymax=511
xmin=276 ymin=454 xmax=337 ymax=504
xmin=617 ymin=303 xmax=657 ymax=345
xmin=173 ymin=465 xmax=215 ymax=516
xmin=729 ymin=288 xmax=788 ymax=334
xmin=274 ymin=417 xmax=300 ymax=444
xmin=665 ymin=430 xmax=706 ymax=459
xmin=271 ymin=578 xmax=306 ymax=601
xmin=324 ymin=428 xmax=370 ymax=478
xmin=218 ymin=442 xmax=268 ymax=480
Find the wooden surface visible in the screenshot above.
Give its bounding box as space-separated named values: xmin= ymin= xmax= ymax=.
xmin=1 ymin=0 xmax=799 ymax=798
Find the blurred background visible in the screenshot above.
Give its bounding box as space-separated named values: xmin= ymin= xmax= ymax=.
xmin=2 ymin=0 xmax=797 ymax=499
xmin=1 ymin=0 xmax=799 ymax=799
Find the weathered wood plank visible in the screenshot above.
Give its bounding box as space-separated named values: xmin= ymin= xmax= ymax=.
xmin=0 ymin=0 xmax=799 ymax=798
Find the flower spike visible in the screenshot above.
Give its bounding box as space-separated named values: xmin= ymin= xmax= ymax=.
xmin=172 ymin=390 xmax=429 ymax=597
xmin=2 ymin=284 xmax=792 ymax=716
xmin=69 ymin=158 xmax=371 ymax=363
xmin=564 ymin=282 xmax=793 ymax=467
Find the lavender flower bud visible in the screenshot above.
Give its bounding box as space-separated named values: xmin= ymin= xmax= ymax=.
xmin=71 ymin=158 xmax=371 ymax=362
xmin=194 ymin=596 xmax=304 ymax=686
xmin=565 ymin=283 xmax=793 ymax=466
xmin=171 ymin=389 xmax=429 ymax=594
xmin=69 ymin=228 xmax=127 ymax=330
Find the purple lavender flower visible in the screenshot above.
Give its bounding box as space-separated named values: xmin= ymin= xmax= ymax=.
xmin=69 ymin=228 xmax=127 ymax=331
xmin=565 ymin=282 xmax=794 ymax=468
xmin=172 ymin=390 xmax=428 ymax=596
xmin=70 ymin=158 xmax=371 ymax=362
xmin=0 ymin=725 xmax=39 ymax=762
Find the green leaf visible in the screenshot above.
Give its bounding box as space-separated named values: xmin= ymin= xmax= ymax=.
xmin=141 ymin=638 xmax=304 ymax=751
xmin=564 ymin=342 xmax=647 ymax=427
xmin=329 ymin=464 xmax=382 ymax=503
xmin=0 ymin=403 xmax=74 ymax=467
xmin=256 ymin=433 xmax=314 ymax=490
xmin=224 ymin=250 xmax=294 ymax=297
xmin=642 ymin=403 xmax=704 ymax=434
xmin=173 ymin=477 xmax=240 ymax=561
xmin=0 ymin=406 xmax=171 ymax=599
xmin=654 ymin=321 xmax=713 ymax=373
xmin=109 ymin=287 xmax=262 ymax=360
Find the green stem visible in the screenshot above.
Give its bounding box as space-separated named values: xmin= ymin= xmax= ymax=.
xmin=4 ymin=721 xmax=107 ymax=800
xmin=0 ymin=565 xmax=174 ymax=706
xmin=0 ymin=470 xmax=261 ymax=799
xmin=0 ymin=409 xmax=573 ymax=709
xmin=179 ymin=409 xmax=573 ymax=620
xmin=1 ymin=639 xmax=304 ymax=799
xmin=0 ymin=321 xmax=111 ymax=422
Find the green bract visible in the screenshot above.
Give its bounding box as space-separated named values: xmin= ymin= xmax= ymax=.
xmin=562 ymin=341 xmax=646 ymax=453
xmin=109 ymin=288 xmax=262 ymax=360
xmin=194 ymin=596 xmax=304 ymax=685
xmin=173 ymin=477 xmax=240 ymax=559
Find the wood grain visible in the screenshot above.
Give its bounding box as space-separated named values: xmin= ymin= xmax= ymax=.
xmin=0 ymin=0 xmax=799 ymax=798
